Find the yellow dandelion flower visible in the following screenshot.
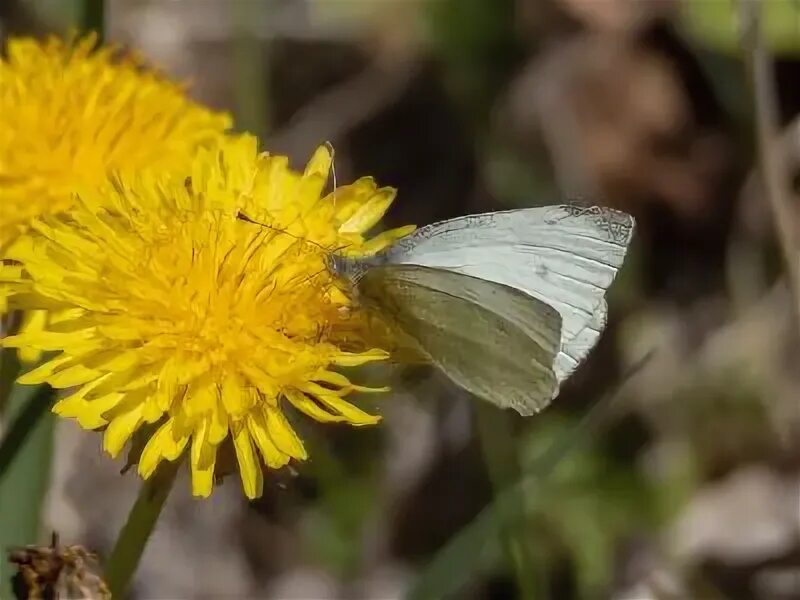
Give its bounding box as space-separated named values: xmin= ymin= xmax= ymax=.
xmin=0 ymin=134 xmax=414 ymax=499
xmin=0 ymin=33 xmax=231 ymax=248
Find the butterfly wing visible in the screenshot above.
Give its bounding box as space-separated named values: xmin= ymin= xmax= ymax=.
xmin=373 ymin=205 xmax=634 ymax=381
xmin=357 ymin=264 xmax=563 ymax=415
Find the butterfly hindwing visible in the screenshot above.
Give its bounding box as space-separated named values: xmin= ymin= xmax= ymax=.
xmin=356 ymin=264 xmax=563 ymax=415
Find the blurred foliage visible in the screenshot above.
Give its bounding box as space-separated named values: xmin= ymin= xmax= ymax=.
xmin=662 ymin=369 xmax=776 ymax=472
xmin=300 ymin=427 xmax=382 ymax=578
xmin=476 ymin=404 xmax=543 ymax=599
xmin=302 ymin=476 xmax=376 ymax=577
xmin=516 ymin=416 xmax=659 ymax=597
xmin=425 ymin=0 xmax=524 ymax=121
xmin=681 ymin=0 xmax=800 ymax=55
xmin=483 ymin=146 xmax=561 ymax=208
xmin=17 ymin=0 xmax=78 ymax=29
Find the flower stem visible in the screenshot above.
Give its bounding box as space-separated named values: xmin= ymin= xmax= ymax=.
xmin=79 ymin=0 xmax=105 ymax=41
xmin=0 ymin=313 xmax=23 ymax=414
xmin=0 ymin=348 xmax=21 ymax=416
xmin=0 ymin=384 xmax=54 ymax=481
xmin=104 ymin=460 xmax=179 ymax=598
xmin=233 ymin=1 xmax=270 ymax=139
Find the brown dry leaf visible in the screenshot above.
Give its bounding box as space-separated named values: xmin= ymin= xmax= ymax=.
xmin=505 ymin=33 xmax=730 ymax=221
xmin=555 ymin=0 xmax=677 ymax=33
xmin=7 ymin=534 xmax=110 ymax=600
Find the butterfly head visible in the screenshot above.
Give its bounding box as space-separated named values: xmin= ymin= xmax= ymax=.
xmin=326 ymin=254 xmax=367 ymax=283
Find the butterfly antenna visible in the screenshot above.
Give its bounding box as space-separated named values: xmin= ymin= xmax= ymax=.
xmin=236 ymin=210 xmax=329 ymax=254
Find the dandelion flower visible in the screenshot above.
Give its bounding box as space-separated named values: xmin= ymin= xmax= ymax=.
xmin=0 ymin=135 xmax=414 ymax=498
xmin=0 ymin=33 xmax=231 ymax=249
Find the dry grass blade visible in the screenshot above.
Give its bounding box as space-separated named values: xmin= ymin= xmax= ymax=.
xmin=739 ymin=0 xmax=800 ymax=334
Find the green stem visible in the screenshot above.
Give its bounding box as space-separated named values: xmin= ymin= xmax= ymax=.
xmin=233 ymin=1 xmax=269 ymax=138
xmin=104 ymin=460 xmax=179 ymax=598
xmin=79 ymin=0 xmax=105 ymax=40
xmin=0 ymin=348 xmax=21 ymax=415
xmin=0 ymin=385 xmax=53 ymax=481
xmin=476 ymin=404 xmax=543 ymax=600
xmin=0 ymin=312 xmax=24 ymax=414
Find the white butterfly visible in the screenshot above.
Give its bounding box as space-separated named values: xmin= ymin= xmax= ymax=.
xmin=331 ymin=205 xmax=635 ymax=416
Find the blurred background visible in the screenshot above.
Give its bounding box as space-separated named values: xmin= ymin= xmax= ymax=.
xmin=2 ymin=1 xmax=800 ymax=598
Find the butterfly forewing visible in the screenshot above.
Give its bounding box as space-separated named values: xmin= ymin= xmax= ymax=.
xmin=374 ymin=205 xmax=634 ymax=381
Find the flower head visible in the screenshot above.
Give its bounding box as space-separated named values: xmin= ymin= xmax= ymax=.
xmin=0 ymin=135 xmax=414 ymax=498
xmin=0 ymin=33 xmax=231 ymax=248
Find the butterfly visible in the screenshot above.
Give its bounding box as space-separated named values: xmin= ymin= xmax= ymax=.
xmin=329 ymin=205 xmax=635 ymax=416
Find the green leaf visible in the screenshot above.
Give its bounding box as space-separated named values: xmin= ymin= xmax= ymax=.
xmin=0 ymin=381 xmax=56 ymax=597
